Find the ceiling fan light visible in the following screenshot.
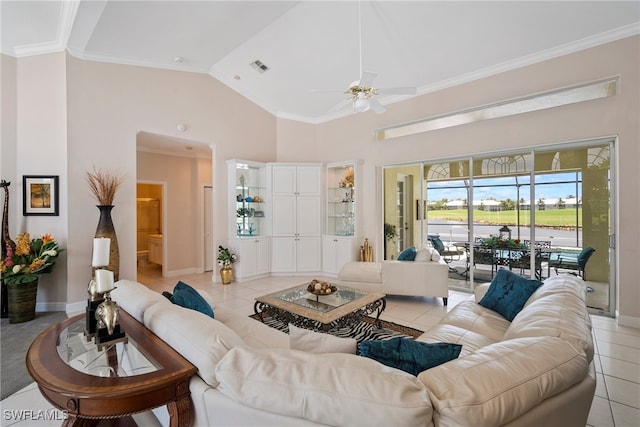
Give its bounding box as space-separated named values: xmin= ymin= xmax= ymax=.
xmin=353 ymin=97 xmax=369 ymax=112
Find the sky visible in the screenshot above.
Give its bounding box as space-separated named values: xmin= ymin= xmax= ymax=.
xmin=427 ymin=172 xmax=583 ymax=203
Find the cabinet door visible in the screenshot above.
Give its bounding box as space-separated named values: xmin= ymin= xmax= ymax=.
xmin=272 ymin=166 xmax=297 ymax=194
xmin=322 ymin=237 xmax=338 ymax=274
xmin=272 ymin=195 xmax=297 ymax=236
xmin=296 ymin=237 xmax=322 ymax=272
xmin=256 ymin=237 xmax=271 ymax=275
xmin=322 ymin=237 xmax=357 ymax=274
xmin=237 ymin=239 xmax=258 ymax=278
xmin=296 ymin=166 xmax=322 ymax=195
xmin=271 ymin=237 xmax=297 ymax=272
xmin=335 ymin=238 xmax=356 ymax=274
xmin=296 ymin=196 xmax=321 ymax=236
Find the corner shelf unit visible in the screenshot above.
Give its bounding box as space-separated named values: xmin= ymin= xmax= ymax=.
xmin=323 ymin=160 xmax=363 ymax=275
xmin=228 ymin=159 xmax=269 ymax=238
xmin=326 ymin=161 xmax=362 ymax=237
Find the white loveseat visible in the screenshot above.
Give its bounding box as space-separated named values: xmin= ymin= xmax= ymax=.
xmin=112 ymin=274 xmax=595 ymax=427
xmin=337 ymin=246 xmax=449 ymax=304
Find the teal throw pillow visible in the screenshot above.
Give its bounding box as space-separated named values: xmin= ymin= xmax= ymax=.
xmin=478 ymin=268 xmax=542 ymax=321
xmin=168 ymin=281 xmax=214 ymax=318
xmin=359 ymin=338 xmax=462 ymax=376
xmin=397 ymin=246 xmax=417 ymax=261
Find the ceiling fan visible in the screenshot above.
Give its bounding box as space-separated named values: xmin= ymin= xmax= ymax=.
xmin=316 ymin=1 xmax=417 ymax=114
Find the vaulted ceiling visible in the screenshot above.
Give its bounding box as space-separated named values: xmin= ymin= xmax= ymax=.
xmin=2 ymin=1 xmax=639 ymax=123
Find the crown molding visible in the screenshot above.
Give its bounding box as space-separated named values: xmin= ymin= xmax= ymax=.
xmin=11 ymin=0 xmax=79 ymax=58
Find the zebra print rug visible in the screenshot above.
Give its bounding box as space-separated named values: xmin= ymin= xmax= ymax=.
xmin=249 ymin=313 xmax=423 ymax=344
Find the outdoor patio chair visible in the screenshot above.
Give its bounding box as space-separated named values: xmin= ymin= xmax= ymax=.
xmin=430 ymin=236 xmax=465 ymax=267
xmin=548 ymin=246 xmax=595 ymax=280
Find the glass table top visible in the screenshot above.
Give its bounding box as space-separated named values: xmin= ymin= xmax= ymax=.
xmin=56 ymin=318 xmax=160 ymax=377
xmin=267 ymin=285 xmax=367 ymax=314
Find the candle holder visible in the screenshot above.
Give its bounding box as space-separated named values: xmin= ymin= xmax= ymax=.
xmin=95 ymin=289 xmax=127 ymax=351
xmin=84 ymin=278 xmax=105 ymax=340
xmin=87 ymin=237 xmax=113 ymax=341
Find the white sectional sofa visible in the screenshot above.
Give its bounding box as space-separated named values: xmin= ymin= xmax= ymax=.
xmin=112 ymin=273 xmax=595 ymax=427
xmin=337 ymin=246 xmax=450 ymax=304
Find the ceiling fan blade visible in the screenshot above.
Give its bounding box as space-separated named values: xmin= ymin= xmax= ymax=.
xmin=369 ymin=98 xmax=386 ymax=114
xmin=311 ymin=89 xmax=348 ymax=94
xmin=376 ymin=86 xmax=417 ymax=95
xmin=326 ymin=98 xmax=352 ymax=114
xmin=359 ymin=71 xmax=377 ymax=88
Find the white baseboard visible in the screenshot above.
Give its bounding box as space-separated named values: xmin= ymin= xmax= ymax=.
xmin=35 ymin=302 xmax=67 ymax=312
xmin=164 ymin=268 xmax=201 ymax=278
xmin=65 ymin=300 xmax=86 ymax=315
xmin=616 ymin=312 xmax=640 ymax=329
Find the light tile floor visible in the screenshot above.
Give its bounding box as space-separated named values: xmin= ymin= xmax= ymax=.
xmin=2 ymin=267 xmax=638 ymax=426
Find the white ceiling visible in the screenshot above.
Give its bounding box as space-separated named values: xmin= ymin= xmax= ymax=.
xmin=2 ymin=1 xmax=639 ymax=124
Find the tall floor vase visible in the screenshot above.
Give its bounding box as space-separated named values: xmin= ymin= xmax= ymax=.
xmin=7 ymin=278 xmax=38 ymax=323
xmin=95 ymin=205 xmax=120 ymax=281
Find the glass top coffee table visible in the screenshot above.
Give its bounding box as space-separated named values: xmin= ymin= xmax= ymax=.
xmin=254 ymin=283 xmax=386 ymax=331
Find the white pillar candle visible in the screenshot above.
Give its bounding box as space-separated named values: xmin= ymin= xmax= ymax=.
xmin=95 ymin=269 xmax=114 ymax=293
xmin=92 ymin=237 xmax=111 ymax=267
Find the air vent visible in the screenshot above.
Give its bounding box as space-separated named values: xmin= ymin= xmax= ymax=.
xmin=250 ymin=60 xmax=269 ymax=73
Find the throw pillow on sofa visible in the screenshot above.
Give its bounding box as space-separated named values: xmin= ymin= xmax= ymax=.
xmin=360 ymin=337 xmax=462 ymax=375
xmin=478 ymin=268 xmax=542 ymax=321
xmin=163 ymin=281 xmax=214 ymax=318
xmin=288 ymin=324 xmax=357 ymax=354
xmin=398 ymin=246 xmax=417 ymax=261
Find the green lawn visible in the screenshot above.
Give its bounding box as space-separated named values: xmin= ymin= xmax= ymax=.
xmin=427 ymin=208 xmax=582 ymax=228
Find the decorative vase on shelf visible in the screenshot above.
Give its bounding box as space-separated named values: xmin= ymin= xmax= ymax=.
xmin=7 ymin=278 xmax=38 ymax=324
xmin=220 ymin=265 xmax=233 ymax=285
xmin=95 ymin=205 xmax=120 ymax=281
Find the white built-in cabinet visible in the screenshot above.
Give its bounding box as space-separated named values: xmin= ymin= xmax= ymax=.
xmin=322 ymin=161 xmax=362 ymax=275
xmin=227 ymin=159 xmax=271 ymax=281
xmin=148 ymin=234 xmax=163 ymax=265
xmin=270 ymin=164 xmax=322 ymax=273
xmin=322 ymin=236 xmax=359 ymax=275
xmin=235 ymin=237 xmax=271 ymax=279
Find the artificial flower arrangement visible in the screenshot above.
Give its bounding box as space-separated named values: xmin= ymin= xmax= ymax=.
xmin=339 ymin=167 xmax=355 ymax=188
xmin=217 ymin=245 xmax=237 ymax=266
xmin=483 ymin=236 xmax=526 ymax=250
xmin=0 ymin=233 xmax=63 ymax=285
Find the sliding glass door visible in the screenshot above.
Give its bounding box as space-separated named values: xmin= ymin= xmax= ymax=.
xmin=382 ymin=139 xmax=615 ymax=316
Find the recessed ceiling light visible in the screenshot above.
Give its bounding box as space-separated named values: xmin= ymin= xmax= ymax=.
xmin=174 ymin=56 xmax=184 ymax=63
xmin=233 ymin=75 xmax=241 ymax=80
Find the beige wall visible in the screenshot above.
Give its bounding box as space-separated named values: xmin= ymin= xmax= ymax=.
xmin=2 ymin=53 xmax=69 ymax=309
xmin=1 ymin=55 xmax=18 ymax=208
xmin=277 ymin=36 xmax=640 ymax=326
xmin=137 ymin=151 xmax=212 ymax=274
xmin=62 ymin=54 xmax=277 ymax=306
xmin=2 ymin=35 xmax=638 ymax=325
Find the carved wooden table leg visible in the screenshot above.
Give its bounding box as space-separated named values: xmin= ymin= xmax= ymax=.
xmin=167 ymin=395 xmax=193 ymax=427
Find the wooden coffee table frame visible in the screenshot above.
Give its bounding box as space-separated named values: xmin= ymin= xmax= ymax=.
xmin=26 ymin=310 xmax=197 ymax=427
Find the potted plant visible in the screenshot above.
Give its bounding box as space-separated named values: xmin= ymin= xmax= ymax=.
xmin=384 ymin=223 xmax=397 ymax=259
xmin=0 ymin=233 xmax=63 ymax=323
xmin=217 ymin=245 xmax=236 ymax=284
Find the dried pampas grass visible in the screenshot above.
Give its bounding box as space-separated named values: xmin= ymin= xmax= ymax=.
xmin=86 ymin=167 xmax=123 ymax=205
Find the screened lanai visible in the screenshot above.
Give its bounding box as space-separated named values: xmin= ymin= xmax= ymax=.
xmin=382 ymin=141 xmax=613 ymax=315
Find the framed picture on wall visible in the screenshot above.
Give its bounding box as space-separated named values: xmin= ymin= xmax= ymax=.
xmin=23 ymin=175 xmax=59 ymax=216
